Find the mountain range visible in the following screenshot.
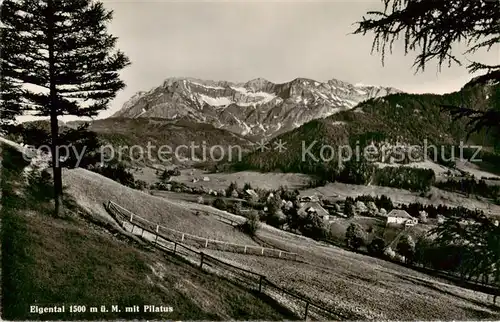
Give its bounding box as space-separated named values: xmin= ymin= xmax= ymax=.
xmin=113 ymin=77 xmax=401 ymax=138
xmin=21 ymin=75 xmax=499 ymax=173
xmin=235 ymin=81 xmax=500 ymax=176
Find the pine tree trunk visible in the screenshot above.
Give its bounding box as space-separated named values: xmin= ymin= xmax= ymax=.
xmin=47 ymin=0 xmax=62 ymax=217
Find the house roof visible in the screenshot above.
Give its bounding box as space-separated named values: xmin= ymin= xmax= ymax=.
xmin=387 ymin=209 xmax=412 ymax=219
xmin=300 ymin=194 xmax=320 ymax=202
xmin=245 ymin=189 xmax=259 ymax=198
xmin=299 ymin=202 xmax=329 ymax=217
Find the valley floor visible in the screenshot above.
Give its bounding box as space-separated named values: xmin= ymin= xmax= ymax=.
xmin=134 ymin=167 xmax=313 ymax=191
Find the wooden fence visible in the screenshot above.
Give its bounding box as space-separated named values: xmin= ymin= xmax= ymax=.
xmin=105 ymin=201 xmax=348 ymax=320
xmin=107 ymin=201 xmax=298 ymax=261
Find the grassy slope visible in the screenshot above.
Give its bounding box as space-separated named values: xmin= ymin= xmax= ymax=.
xmin=133 ymin=167 xmax=313 ymax=190
xmin=1 ymin=144 xmax=297 ymax=321
xmin=159 ymin=195 xmax=500 ymax=320
xmin=86 ymin=118 xmax=254 ymax=166
xmin=208 ymin=228 xmax=500 ymax=320
xmin=63 ymin=167 xmax=260 ymax=245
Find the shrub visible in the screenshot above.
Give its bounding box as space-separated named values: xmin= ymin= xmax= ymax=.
xmin=280 ymin=187 xmax=300 ymax=201
xmin=238 ymin=210 xmax=260 ymax=237
xmin=265 ymin=210 xmax=286 ymax=229
xmin=284 ymin=206 xmax=300 ymax=231
xmin=157 ymin=170 xmax=170 ymax=183
xmin=134 ymin=180 xmax=148 ymax=191
xmin=344 ymin=197 xmax=355 ymax=218
xmin=25 ymin=168 xmax=53 ymax=203
xmin=266 ymin=196 xmax=282 ymax=215
xmin=231 ymin=201 xmax=242 ymax=215
xmin=345 ymin=223 xmax=367 ymax=250
xmin=367 ymin=237 xmax=386 ymax=256
xmin=384 ymin=247 xmax=396 ymax=259
xmin=90 ymin=163 xmax=136 ymax=189
xmin=397 ymin=235 xmax=416 ymax=264
xmin=377 ymin=195 xmax=394 ymax=211
xmin=226 ymin=182 xmax=238 ymax=198
xmin=299 ymin=212 xmax=329 ymax=240
xmin=213 ymin=198 xmax=228 ymax=211
xmin=168 ymin=167 xmax=181 ymax=176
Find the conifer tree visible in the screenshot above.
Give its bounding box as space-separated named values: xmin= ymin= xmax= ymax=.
xmin=1 ymin=0 xmax=130 ymax=216
xmin=0 ymin=26 xmax=23 ymax=131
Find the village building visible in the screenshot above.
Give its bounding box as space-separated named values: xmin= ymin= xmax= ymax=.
xmin=245 ymin=189 xmax=259 ymax=201
xmin=419 ymin=210 xmax=428 ymax=223
xmin=386 ymin=209 xmax=418 ymax=227
xmin=283 ymin=200 xmax=294 ymax=210
xmin=267 ymin=192 xmax=275 ymax=202
xmin=298 ymin=201 xmax=330 ymax=222
xmin=355 ymin=201 xmax=368 ymax=214
xmin=299 ymin=195 xmax=320 ymax=203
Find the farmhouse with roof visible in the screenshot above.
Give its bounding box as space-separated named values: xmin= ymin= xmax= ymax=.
xmin=298 ymin=201 xmax=330 ymax=222
xmin=386 ymin=209 xmax=418 ymax=227
xmin=244 ymin=189 xmax=259 ymax=201
xmin=299 ymin=194 xmax=320 ymax=203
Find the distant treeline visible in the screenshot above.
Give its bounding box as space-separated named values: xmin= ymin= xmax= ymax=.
xmin=400 ymin=202 xmax=484 ymax=219
xmin=234 ymin=157 xmax=436 ymax=193
xmin=435 ymin=178 xmax=500 ymax=199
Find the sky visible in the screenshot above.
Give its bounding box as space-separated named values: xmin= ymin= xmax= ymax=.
xmin=16 ymin=0 xmax=500 ymax=122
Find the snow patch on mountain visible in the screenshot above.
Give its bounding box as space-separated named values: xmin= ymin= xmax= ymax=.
xmin=135 ymin=108 xmax=147 ymax=118
xmin=198 ymin=94 xmax=232 ymax=106
xmin=114 ymin=76 xmax=401 ymax=137
xmin=189 ymin=81 xmax=225 ymax=90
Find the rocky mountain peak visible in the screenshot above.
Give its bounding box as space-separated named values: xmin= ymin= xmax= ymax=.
xmin=113 ymin=76 xmax=401 ymax=138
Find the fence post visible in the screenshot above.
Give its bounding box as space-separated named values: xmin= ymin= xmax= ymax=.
xmin=173 ymin=243 xmax=177 ymax=255
xmin=205 ymin=239 xmax=208 ymax=248
xmin=154 ymin=234 xmax=158 ymax=246
xmin=131 ymin=225 xmax=135 ymax=234
xmin=182 ymin=233 xmax=185 ymax=241
xmin=244 ymin=246 xmax=247 ymax=254
xmin=304 ymin=301 xmax=309 ymax=320
xmin=258 ymin=275 xmax=264 ymax=293
xmin=279 ymin=251 xmax=282 ymax=258
xmin=261 ymin=248 xmax=264 ymax=255
xmin=156 ymin=225 xmax=159 ymax=233
xmin=141 ymin=228 xmax=144 ymax=237
xmin=130 ymin=214 xmax=134 ymax=222
xmin=200 ymin=252 xmax=204 ymax=269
